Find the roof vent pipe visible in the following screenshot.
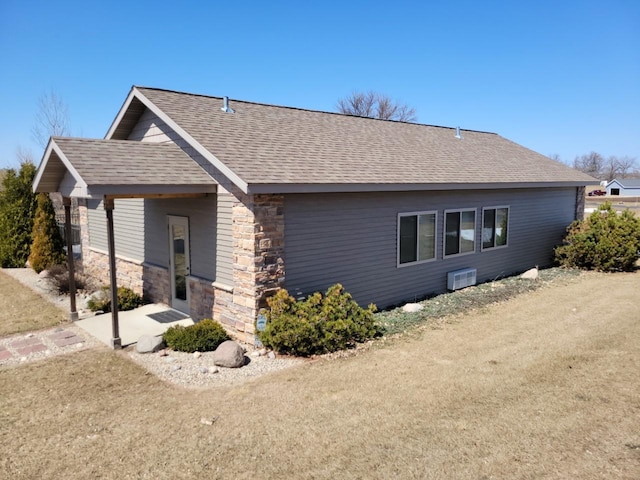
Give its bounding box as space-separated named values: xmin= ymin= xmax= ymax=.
xmin=455 ymin=126 xmax=462 ymax=139
xmin=221 ymin=96 xmax=234 ymax=113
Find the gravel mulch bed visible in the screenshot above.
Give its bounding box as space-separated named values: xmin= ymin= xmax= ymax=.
xmin=126 ymin=347 xmax=305 ymax=389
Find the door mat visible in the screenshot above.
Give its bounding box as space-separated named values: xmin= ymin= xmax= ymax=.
xmin=147 ymin=310 xmax=190 ymax=324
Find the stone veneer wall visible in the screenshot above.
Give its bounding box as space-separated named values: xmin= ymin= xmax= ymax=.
xmin=576 ymin=186 xmax=586 ymax=220
xmin=213 ymin=193 xmax=285 ymax=343
xmin=77 ymin=194 xmax=286 ymax=344
xmin=77 ymin=200 xmax=144 ymax=295
xmin=189 ymin=276 xmax=215 ymax=321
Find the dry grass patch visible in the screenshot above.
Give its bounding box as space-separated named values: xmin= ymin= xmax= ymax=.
xmin=1 ymin=271 xmax=639 ymax=479
xmin=0 ymin=270 xmax=67 ymax=337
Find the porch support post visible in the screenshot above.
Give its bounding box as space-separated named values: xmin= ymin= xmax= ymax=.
xmin=105 ymin=197 xmax=121 ymax=349
xmin=63 ymin=197 xmax=78 ymax=321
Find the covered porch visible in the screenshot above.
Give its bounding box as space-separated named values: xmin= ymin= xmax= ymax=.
xmin=33 ymin=136 xmax=217 ymax=348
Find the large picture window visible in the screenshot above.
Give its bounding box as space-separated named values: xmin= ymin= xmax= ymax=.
xmin=444 ymin=209 xmax=476 ymax=256
xmin=482 ymin=206 xmax=509 ymax=250
xmin=398 ymin=211 xmax=437 ymax=266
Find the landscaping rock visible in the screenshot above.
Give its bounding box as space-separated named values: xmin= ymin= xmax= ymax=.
xmin=402 ymin=303 xmax=423 ymax=313
xmin=521 ymin=267 xmax=539 ymax=280
xmin=213 ymin=340 xmax=245 ymax=368
xmin=193 ymin=351 xmax=202 ymax=359
xmin=136 ymin=335 xmax=165 ymax=354
xmin=208 ymin=366 xmax=219 ymax=374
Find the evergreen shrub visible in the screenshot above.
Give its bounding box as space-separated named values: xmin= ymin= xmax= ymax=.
xmin=0 ymin=163 xmax=37 ymax=267
xmin=163 ymin=319 xmax=230 ymax=353
xmin=555 ymin=202 xmax=640 ymax=272
xmin=257 ymin=284 xmax=379 ymax=356
xmin=28 ymin=193 xmax=66 ymax=273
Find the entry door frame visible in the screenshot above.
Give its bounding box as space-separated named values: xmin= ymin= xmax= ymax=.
xmin=168 ymin=215 xmax=190 ymax=314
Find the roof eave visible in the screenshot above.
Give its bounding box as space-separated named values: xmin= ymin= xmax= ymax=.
xmin=246 ymin=180 xmax=600 ymax=195
xmin=33 ymin=138 xmax=88 ymax=194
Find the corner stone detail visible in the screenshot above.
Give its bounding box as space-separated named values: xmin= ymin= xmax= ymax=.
xmin=218 ymin=193 xmax=285 ymax=343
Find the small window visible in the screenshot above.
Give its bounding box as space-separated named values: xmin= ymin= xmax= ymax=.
xmin=444 ymin=209 xmax=476 ymax=257
xmin=482 ymin=206 xmax=509 ymax=250
xmin=611 ymin=188 xmax=620 ymax=196
xmin=398 ymin=211 xmax=437 ymax=266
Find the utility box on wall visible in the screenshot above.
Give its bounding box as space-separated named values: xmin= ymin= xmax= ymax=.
xmin=447 ymin=268 xmax=477 ymax=291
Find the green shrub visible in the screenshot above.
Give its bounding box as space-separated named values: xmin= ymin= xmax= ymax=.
xmin=163 ymin=319 xmax=230 ymax=353
xmin=0 ymin=163 xmax=37 ymax=268
xmin=28 ymin=193 xmax=66 ymax=273
xmin=87 ymin=286 xmax=144 ymax=313
xmin=257 ymin=284 xmax=379 ymax=356
xmin=555 ymin=202 xmax=640 ymax=272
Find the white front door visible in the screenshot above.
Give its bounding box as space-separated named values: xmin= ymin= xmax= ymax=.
xmin=168 ymin=215 xmax=190 ymax=314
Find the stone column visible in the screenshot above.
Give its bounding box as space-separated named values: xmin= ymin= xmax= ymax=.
xmin=225 ymin=193 xmax=285 ymax=342
xmin=575 ymin=186 xmax=586 ymax=220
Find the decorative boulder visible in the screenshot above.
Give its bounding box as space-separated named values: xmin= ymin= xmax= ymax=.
xmin=402 ymin=303 xmax=423 ymax=313
xmin=136 ymin=335 xmax=165 ymax=354
xmin=213 ymin=340 xmax=245 ymax=368
xmin=521 ymin=267 xmax=539 ymax=280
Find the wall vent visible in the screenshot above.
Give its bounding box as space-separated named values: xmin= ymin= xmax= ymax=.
xmin=447 ymin=268 xmax=477 ymax=290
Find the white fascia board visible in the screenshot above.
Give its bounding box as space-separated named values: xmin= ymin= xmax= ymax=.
xmin=104 ymin=86 xmax=137 ymax=140
xmin=33 ymin=138 xmax=87 ymax=194
xmin=33 ymin=138 xmax=56 ymax=193
xmin=127 ymin=88 xmax=249 ymax=194
xmin=246 ymin=180 xmax=600 ymax=195
xmin=50 ymin=141 xmax=87 ymax=190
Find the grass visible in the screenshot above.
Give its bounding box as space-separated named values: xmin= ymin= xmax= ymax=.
xmin=0 ymin=269 xmax=67 ymax=337
xmin=1 ymin=269 xmax=639 ymax=478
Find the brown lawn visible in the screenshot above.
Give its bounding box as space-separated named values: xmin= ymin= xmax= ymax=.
xmin=0 ymin=270 xmax=67 ymax=336
xmin=1 ymin=270 xmax=639 ymax=479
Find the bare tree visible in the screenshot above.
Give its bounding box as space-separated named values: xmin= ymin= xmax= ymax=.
xmin=31 ymin=89 xmax=71 ymax=148
xmin=337 ymin=91 xmax=417 ymax=122
xmin=573 ymin=152 xmax=604 ymax=178
xmin=572 ymin=151 xmax=638 ymax=180
xmin=611 ymin=155 xmax=637 ymax=179
xmin=16 ymin=145 xmax=34 ymax=164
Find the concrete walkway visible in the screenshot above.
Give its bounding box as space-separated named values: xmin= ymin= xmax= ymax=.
xmin=75 ymin=304 xmax=194 ymax=347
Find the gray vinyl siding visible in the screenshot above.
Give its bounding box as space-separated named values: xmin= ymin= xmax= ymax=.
xmin=284 ymin=188 xmax=577 ymax=309
xmin=87 ymin=198 xmax=145 ymax=261
xmin=215 ymin=194 xmax=234 ymax=286
xmin=127 ymin=109 xmax=172 ymax=143
xmin=144 ymin=196 xmax=217 ymax=281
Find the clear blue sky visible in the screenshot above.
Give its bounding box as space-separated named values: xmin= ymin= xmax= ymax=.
xmin=1 ymin=0 xmax=638 ymax=169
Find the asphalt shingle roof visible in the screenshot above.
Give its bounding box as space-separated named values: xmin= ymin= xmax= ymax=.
xmin=135 ymin=86 xmax=596 ymax=188
xmin=51 ymin=137 xmax=216 ymax=187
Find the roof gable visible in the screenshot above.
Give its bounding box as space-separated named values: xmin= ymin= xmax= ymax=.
xmin=105 ymin=86 xmax=597 ymax=194
xmin=34 ymin=137 xmax=217 ymax=198
xmin=608 ymin=178 xmax=640 ymax=188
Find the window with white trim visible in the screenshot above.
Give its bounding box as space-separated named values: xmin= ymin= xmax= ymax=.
xmin=398 ymin=211 xmax=437 ymax=265
xmin=482 ymin=206 xmax=509 ymax=250
xmin=444 ymin=209 xmax=476 ymax=256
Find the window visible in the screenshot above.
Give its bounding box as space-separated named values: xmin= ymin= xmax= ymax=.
xmin=444 ymin=209 xmax=476 ymax=256
xmin=611 ymin=188 xmax=620 ymax=196
xmin=398 ymin=211 xmax=437 ymax=265
xmin=482 ymin=206 xmax=509 ymax=250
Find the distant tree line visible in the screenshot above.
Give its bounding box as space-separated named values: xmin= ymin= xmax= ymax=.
xmin=550 ymin=152 xmax=639 ymax=182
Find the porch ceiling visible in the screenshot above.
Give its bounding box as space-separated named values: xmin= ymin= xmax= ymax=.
xmin=34 ymin=137 xmax=217 ymax=199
